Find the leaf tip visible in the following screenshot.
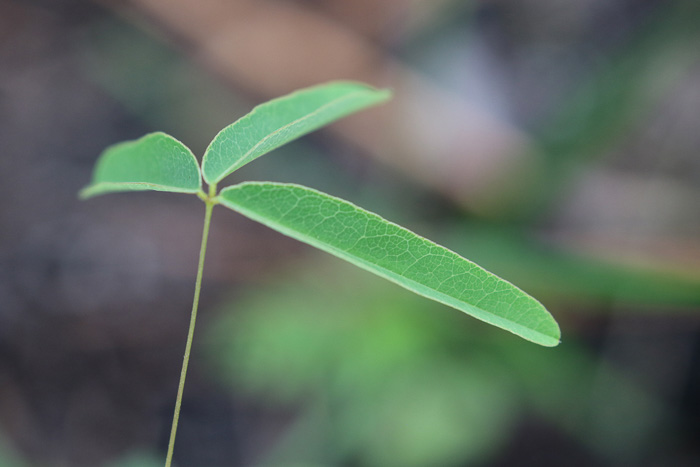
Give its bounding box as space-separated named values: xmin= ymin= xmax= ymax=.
xmin=376 ymin=87 xmax=393 ymax=101
xmin=541 ymin=335 xmax=562 ymax=348
xmin=536 ymin=321 xmax=562 ymax=347
xmin=78 ymin=185 xmax=96 ymax=200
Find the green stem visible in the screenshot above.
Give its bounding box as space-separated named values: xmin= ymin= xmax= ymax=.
xmin=165 ymin=186 xmax=217 ymax=467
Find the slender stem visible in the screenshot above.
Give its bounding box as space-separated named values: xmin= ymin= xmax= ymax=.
xmin=165 ymin=188 xmax=216 ymax=467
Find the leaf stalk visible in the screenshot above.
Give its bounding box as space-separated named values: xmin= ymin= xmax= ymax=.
xmin=164 ymin=184 xmax=217 ymax=467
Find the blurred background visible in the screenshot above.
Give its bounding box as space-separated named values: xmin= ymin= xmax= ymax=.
xmin=2 ymin=0 xmax=700 ymax=465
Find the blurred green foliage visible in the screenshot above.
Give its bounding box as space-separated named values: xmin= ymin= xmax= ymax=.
xmin=207 ymin=259 xmax=518 ymax=466
xmin=206 ymin=254 xmax=677 ymax=466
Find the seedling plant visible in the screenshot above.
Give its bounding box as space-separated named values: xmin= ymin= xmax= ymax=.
xmin=80 ymin=81 xmax=560 ymax=466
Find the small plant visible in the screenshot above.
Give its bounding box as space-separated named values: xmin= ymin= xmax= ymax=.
xmin=80 ymin=81 xmax=560 ymax=466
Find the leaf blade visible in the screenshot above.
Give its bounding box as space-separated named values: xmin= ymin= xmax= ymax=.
xmin=80 ymin=132 xmax=201 ymax=199
xmin=201 ymin=81 xmax=391 ymax=185
xmin=218 ymin=182 xmax=561 ymax=347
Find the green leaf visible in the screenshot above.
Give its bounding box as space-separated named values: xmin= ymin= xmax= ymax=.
xmin=201 ymin=81 xmax=391 ymax=185
xmin=80 ymin=132 xmax=201 ymax=199
xmin=218 ymin=182 xmax=561 ymax=347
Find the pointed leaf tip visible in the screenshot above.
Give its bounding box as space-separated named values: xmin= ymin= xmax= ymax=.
xmin=80 ymin=132 xmax=201 ymax=199
xmin=202 ymin=81 xmax=391 ymax=185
